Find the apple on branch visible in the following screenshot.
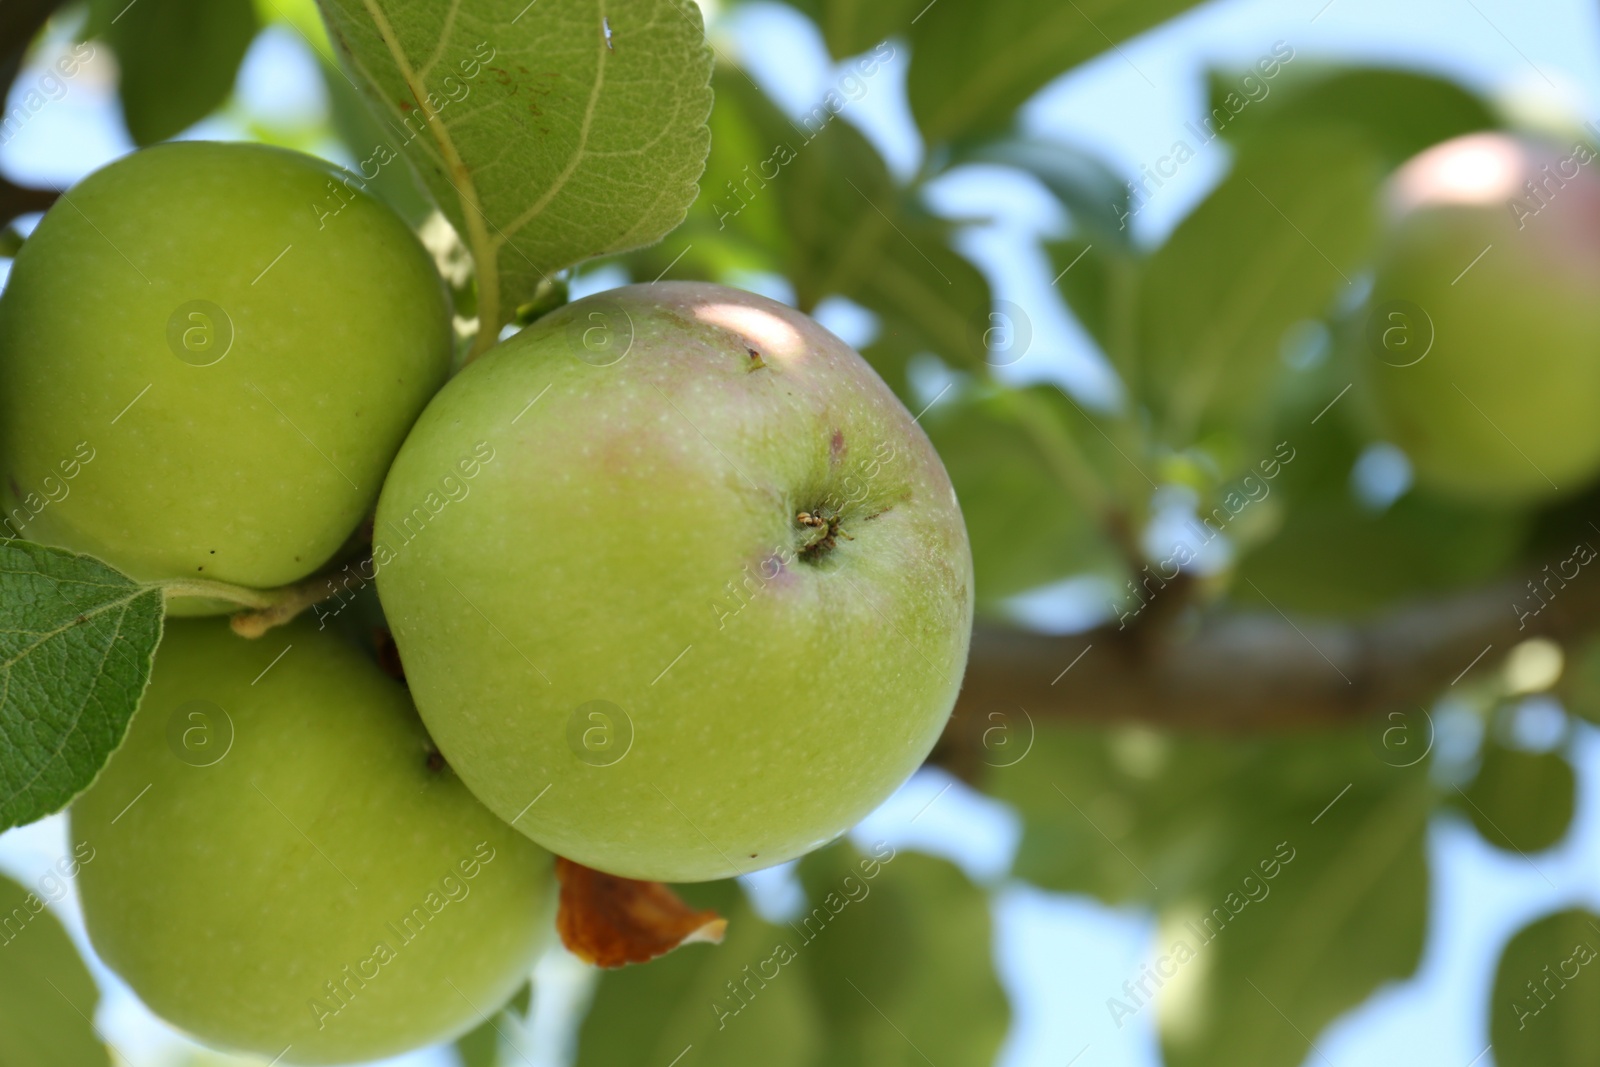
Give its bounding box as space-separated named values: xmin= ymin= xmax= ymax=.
xmin=374 ymin=281 xmax=975 ymax=883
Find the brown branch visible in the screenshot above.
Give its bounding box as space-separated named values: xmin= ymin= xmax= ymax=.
xmin=940 ymin=563 xmax=1600 ymax=747
xmin=0 ymin=174 xmax=58 ymax=220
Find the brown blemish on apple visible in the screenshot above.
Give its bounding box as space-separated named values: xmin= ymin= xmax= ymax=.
xmin=830 ymin=429 xmax=845 ymax=462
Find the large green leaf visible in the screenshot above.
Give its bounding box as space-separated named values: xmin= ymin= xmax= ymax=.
xmin=574 ymin=881 xmax=822 ymax=1067
xmin=1491 ymin=909 xmax=1600 ymax=1067
xmin=1452 ymin=742 xmax=1575 ymax=854
xmin=90 ymin=0 xmax=259 ymax=145
xmin=317 ymin=0 xmax=714 ymax=338
xmin=1157 ymin=751 xmax=1430 ymax=1067
xmin=795 ymin=844 xmax=1008 ymax=1067
xmin=0 ymin=541 xmax=163 ymax=832
xmin=1045 ymin=237 xmax=1119 ymax=358
xmin=907 ymin=0 xmax=1204 ymax=145
xmin=1208 ymin=66 xmax=1497 ymax=169
xmin=991 ymin=726 xmax=1430 ymax=1067
xmin=0 ymin=872 xmax=110 ymax=1067
xmin=1139 ymin=130 xmax=1382 ymax=450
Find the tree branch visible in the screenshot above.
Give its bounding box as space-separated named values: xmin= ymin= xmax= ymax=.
xmin=0 ymin=174 xmax=58 ymax=220
xmin=940 ymin=562 xmax=1600 ymax=746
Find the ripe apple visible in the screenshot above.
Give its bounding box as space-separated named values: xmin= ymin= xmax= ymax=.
xmin=71 ymin=619 xmax=553 ymax=1065
xmin=0 ymin=141 xmax=451 ymax=598
xmin=373 ymin=281 xmax=973 ymax=882
xmin=1359 ymin=132 xmax=1600 ymax=502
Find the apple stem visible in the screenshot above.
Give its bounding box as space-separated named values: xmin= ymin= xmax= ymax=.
xmin=158 ymin=559 xmax=374 ymax=638
xmin=158 ymin=578 xmax=277 ymax=610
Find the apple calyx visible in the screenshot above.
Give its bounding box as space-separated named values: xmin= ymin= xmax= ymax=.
xmin=796 ymin=508 xmax=850 ymax=561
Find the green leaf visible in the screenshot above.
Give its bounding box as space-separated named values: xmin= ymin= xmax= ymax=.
xmin=907 ymin=0 xmax=1204 ymax=145
xmin=782 ymin=0 xmax=919 ymax=60
xmin=90 ymin=0 xmax=260 ymax=145
xmin=1561 ymin=634 xmax=1600 ymax=726
xmin=1453 ymin=742 xmax=1575 ymax=854
xmin=453 ymin=978 xmax=534 ymax=1067
xmin=0 ymin=541 xmax=164 ymax=832
xmin=1492 ymin=909 xmax=1600 ymax=1066
xmin=320 ymin=58 xmax=435 ymax=226
xmin=1158 ymin=759 xmax=1429 ymax=1067
xmin=0 ymin=872 xmax=110 ymax=1067
xmin=695 ymin=71 xmax=991 ymax=370
xmin=1209 ymin=66 xmax=1496 ymax=170
xmin=574 ymin=881 xmax=822 ymax=1067
xmin=923 ymin=386 xmax=1118 ymax=606
xmin=955 ymin=136 xmax=1132 ymax=245
xmin=1234 ymin=421 xmax=1528 ymax=617
xmin=990 ymin=725 xmax=1428 ymax=1067
xmin=1045 ymin=237 xmax=1114 ymax=354
xmin=1236 ymin=491 xmax=1528 ymax=617
xmin=795 ymin=844 xmax=1008 ymax=1067
xmin=316 ymin=0 xmax=714 ymax=340
xmin=1138 ymin=130 xmax=1382 ymax=449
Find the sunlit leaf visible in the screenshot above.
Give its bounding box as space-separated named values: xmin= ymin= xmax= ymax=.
xmin=317 ymin=0 xmax=714 ymax=338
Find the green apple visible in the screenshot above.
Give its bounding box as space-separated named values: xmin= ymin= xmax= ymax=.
xmin=0 ymin=141 xmax=451 ymax=600
xmin=72 ymin=619 xmax=552 ymax=1065
xmin=1360 ymin=131 xmax=1600 ymax=502
xmin=374 ymin=281 xmax=973 ymax=882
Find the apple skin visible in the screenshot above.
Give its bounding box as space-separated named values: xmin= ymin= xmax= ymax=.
xmin=373 ymin=281 xmax=973 ymax=882
xmin=71 ymin=619 xmax=553 ymax=1065
xmin=1360 ymin=132 xmax=1600 ymax=503
xmin=0 ymin=141 xmax=451 ymax=600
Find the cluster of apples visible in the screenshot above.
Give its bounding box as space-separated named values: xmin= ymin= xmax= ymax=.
xmin=0 ymin=142 xmax=973 ymax=1063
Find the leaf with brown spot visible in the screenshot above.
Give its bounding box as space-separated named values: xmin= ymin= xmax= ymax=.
xmin=555 ymin=856 xmax=726 ymax=968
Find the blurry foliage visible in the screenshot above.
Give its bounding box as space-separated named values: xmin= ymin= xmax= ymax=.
xmin=0 ymin=872 xmax=109 ymax=1067
xmin=1208 ymin=65 xmax=1498 ymax=168
xmin=575 ymin=844 xmax=1006 ymax=1067
xmin=1231 ymin=417 xmax=1528 ymax=616
xmin=1450 ymin=740 xmax=1575 ymax=854
xmin=1137 ymin=130 xmax=1381 ymax=455
xmin=1490 ymin=908 xmax=1600 ymax=1067
xmin=924 ymin=384 xmax=1123 ymax=608
xmin=86 ymin=0 xmax=259 ymax=145
xmin=988 ymin=726 xmax=1431 ymax=1067
xmin=454 ymin=979 xmax=533 ymax=1067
